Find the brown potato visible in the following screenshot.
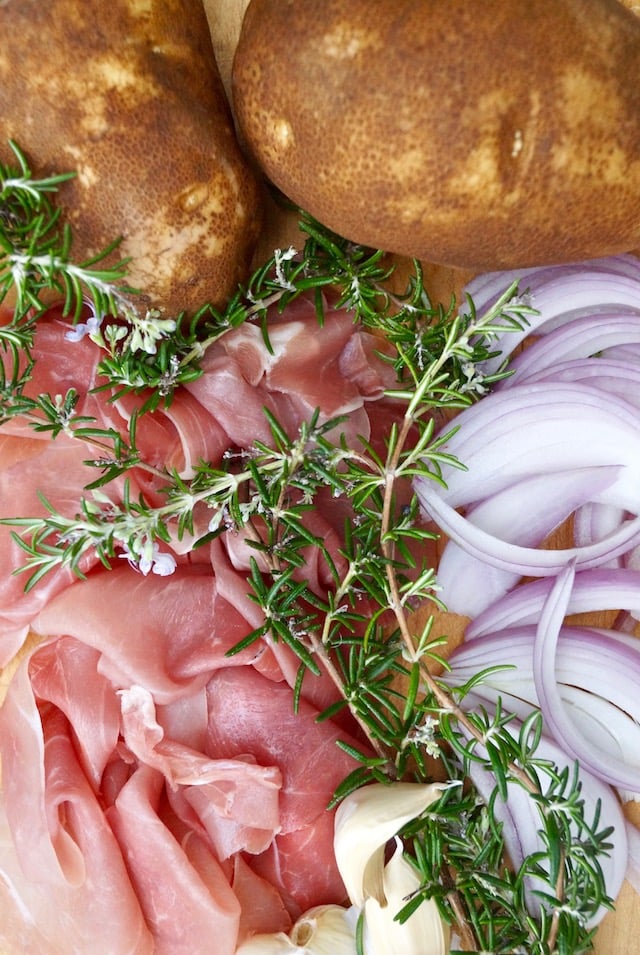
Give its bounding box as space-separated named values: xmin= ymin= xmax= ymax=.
xmin=232 ymin=0 xmax=640 ymax=271
xmin=0 ymin=0 xmax=262 ymax=315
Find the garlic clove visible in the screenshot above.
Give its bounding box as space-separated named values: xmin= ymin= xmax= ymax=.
xmin=333 ymin=781 xmax=444 ymax=906
xmin=290 ymin=904 xmax=358 ymax=955
xmin=235 ymin=905 xmax=357 ymax=955
xmin=364 ymin=838 xmax=450 ymax=955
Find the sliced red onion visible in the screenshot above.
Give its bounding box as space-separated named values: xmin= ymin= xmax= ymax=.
xmin=430 ymin=255 xmax=640 ymax=923
xmin=415 ymin=383 xmax=640 ymax=509
xmin=466 ymin=255 xmax=640 ymax=321
xmin=434 ymin=467 xmax=623 ymax=615
xmin=573 ymin=502 xmax=627 ymax=563
xmin=602 ymin=343 xmax=640 ymax=362
xmin=476 ymin=254 xmax=640 ymax=300
xmin=511 ymin=358 xmax=640 ymax=406
xmin=418 ymin=477 xmax=640 ymax=578
xmin=447 ymin=623 xmax=640 ymax=794
xmin=530 ymin=564 xmax=640 ymax=791
xmin=467 ymin=567 xmax=640 ymax=639
xmin=496 ymin=313 xmax=640 ymax=389
xmin=464 ymin=256 xmax=640 ymax=375
xmin=414 ymin=379 xmax=640 ymax=592
xmin=626 ymin=823 xmax=640 ymax=895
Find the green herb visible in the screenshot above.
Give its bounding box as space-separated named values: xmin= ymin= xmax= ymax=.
xmin=0 ymin=146 xmax=615 ymax=953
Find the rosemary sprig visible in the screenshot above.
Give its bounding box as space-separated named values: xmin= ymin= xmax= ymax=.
xmin=0 ymin=146 xmax=616 ymax=953
xmin=0 ymin=140 xmax=133 ymax=322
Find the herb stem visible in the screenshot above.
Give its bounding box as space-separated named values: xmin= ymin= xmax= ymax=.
xmin=309 ymin=629 xmax=395 ymax=767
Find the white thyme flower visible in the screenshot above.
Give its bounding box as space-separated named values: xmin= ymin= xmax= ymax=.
xmin=119 ymin=538 xmax=176 ymax=576
xmin=274 ymin=245 xmax=298 ymax=291
xmin=124 ymin=308 xmax=177 ymax=355
xmin=64 ymin=310 xmax=103 ymax=343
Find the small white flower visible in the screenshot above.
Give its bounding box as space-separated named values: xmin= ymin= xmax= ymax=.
xmin=459 ymin=360 xmax=487 ymax=396
xmin=119 ymin=539 xmax=177 ymax=576
xmin=149 ymin=547 xmax=178 ymax=576
xmin=274 ymin=245 xmax=298 ymax=291
xmin=125 ymin=308 xmax=177 ymax=355
xmin=64 ymin=311 xmax=103 ymax=342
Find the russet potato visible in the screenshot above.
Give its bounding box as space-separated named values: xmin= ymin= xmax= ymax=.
xmin=232 ymin=0 xmax=640 ymax=271
xmin=0 ymin=0 xmax=262 ymax=315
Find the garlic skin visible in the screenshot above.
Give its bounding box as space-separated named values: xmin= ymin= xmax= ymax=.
xmin=364 ymin=839 xmax=450 ymax=955
xmin=333 ymin=781 xmax=444 ymax=906
xmin=235 ymin=905 xmax=357 ymax=955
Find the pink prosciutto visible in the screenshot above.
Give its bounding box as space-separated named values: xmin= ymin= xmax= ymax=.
xmin=0 ymin=294 xmax=401 ymax=952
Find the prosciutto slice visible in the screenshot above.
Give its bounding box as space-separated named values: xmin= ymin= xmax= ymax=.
xmin=31 ymin=565 xmax=256 ymax=704
xmin=0 ymin=438 xmax=97 ymax=667
xmin=30 ymin=637 xmax=121 ymax=790
xmin=185 ymin=296 xmax=398 ymax=455
xmin=0 ymin=668 xmax=153 ymax=954
xmin=106 ymin=767 xmax=241 ymax=955
xmin=205 ymin=666 xmax=363 ymax=916
xmin=119 ymin=684 xmax=282 ymax=858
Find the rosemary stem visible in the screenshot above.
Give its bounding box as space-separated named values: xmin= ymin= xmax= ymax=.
xmin=308 ymin=631 xmax=395 ymax=767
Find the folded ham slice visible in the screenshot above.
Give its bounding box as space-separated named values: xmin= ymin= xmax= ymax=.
xmin=0 ymin=669 xmax=153 ymax=954
xmin=206 ymin=666 xmax=363 ymax=916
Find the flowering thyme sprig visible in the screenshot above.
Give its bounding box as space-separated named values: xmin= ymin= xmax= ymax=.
xmin=0 ymin=142 xmax=133 ymax=321
xmin=5 ymin=483 xmax=180 ymax=588
xmin=0 ymin=141 xmax=183 ymax=413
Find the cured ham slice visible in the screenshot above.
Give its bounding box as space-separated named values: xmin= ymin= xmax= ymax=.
xmin=205 ymin=666 xmax=364 ymax=916
xmin=0 ymin=623 xmax=362 ymax=951
xmin=250 ymin=809 xmax=344 ymax=915
xmin=31 ymin=565 xmax=255 ymax=704
xmin=231 ymin=854 xmax=292 ymax=941
xmin=185 ymin=350 xmax=279 ymax=449
xmin=184 ymin=296 xmax=399 ymax=458
xmin=0 ymin=674 xmax=153 ymax=954
xmin=106 ymin=766 xmax=241 ymax=955
xmin=30 ymin=637 xmax=121 ymax=790
xmin=0 ymin=439 xmax=95 ymax=667
xmin=0 ymin=790 xmax=154 ymax=955
xmin=119 ymin=684 xmax=282 ymax=858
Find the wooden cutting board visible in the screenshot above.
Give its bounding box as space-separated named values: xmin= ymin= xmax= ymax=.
xmin=204 ymin=1 xmax=640 ymax=951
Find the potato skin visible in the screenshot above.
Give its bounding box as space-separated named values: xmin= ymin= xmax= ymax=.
xmin=232 ymin=0 xmax=640 ymax=271
xmin=0 ymin=0 xmax=262 ymax=315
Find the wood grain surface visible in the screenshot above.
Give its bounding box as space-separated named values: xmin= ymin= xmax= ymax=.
xmin=204 ymin=1 xmax=640 ymax=951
